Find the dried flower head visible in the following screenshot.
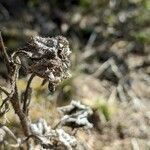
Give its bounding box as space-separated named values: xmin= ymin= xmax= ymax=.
xmin=58 ymin=100 xmax=93 ymax=129
xmin=30 ymin=119 xmax=77 ymax=149
xmin=23 ymin=35 xmax=71 ymax=92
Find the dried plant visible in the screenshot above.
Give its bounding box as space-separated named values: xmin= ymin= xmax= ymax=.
xmin=0 ymin=32 xmax=93 ymax=149
xmin=58 ymin=100 xmax=93 ymax=129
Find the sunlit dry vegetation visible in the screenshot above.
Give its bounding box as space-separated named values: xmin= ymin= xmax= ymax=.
xmin=0 ymin=0 xmax=150 ymax=149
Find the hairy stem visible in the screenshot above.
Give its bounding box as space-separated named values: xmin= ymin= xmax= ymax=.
xmin=23 ymin=74 xmax=35 ymax=115
xmin=10 ymin=90 xmax=30 ymax=136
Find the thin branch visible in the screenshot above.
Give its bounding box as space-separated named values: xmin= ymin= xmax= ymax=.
xmin=0 ymin=96 xmax=10 ymax=116
xmin=117 ymin=83 xmax=127 ymax=102
xmin=23 ymin=74 xmax=35 ymax=114
xmin=92 ymin=58 xmax=113 ymax=78
xmin=0 ymin=96 xmax=10 ymax=111
xmin=110 ymin=59 xmax=123 ymax=79
xmin=10 ymin=90 xmax=31 ymax=137
xmin=0 ymin=86 xmax=9 ymax=96
xmin=22 ymin=134 xmax=41 ymax=144
xmin=0 ymin=87 xmax=11 ymax=117
xmin=85 ymin=32 xmax=97 ymax=50
xmin=0 ymin=32 xmax=10 ymax=69
xmin=1 ymin=124 xmax=18 ymax=142
xmin=9 ymin=63 xmax=31 ymax=137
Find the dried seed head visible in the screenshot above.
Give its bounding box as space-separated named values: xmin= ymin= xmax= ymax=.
xmin=24 ymin=35 xmax=71 ymax=92
xmin=26 ymin=36 xmax=71 ymax=60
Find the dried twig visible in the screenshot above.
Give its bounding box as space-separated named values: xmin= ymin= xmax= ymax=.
xmin=0 ymin=124 xmax=18 ymax=142
xmin=23 ymin=74 xmax=35 ymax=114
xmin=92 ymin=58 xmax=113 ymax=78
xmin=0 ymin=32 xmax=10 ymax=69
xmin=0 ymin=86 xmax=9 ymax=96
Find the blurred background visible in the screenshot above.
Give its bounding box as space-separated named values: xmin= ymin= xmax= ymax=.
xmin=0 ymin=0 xmax=150 ymax=149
